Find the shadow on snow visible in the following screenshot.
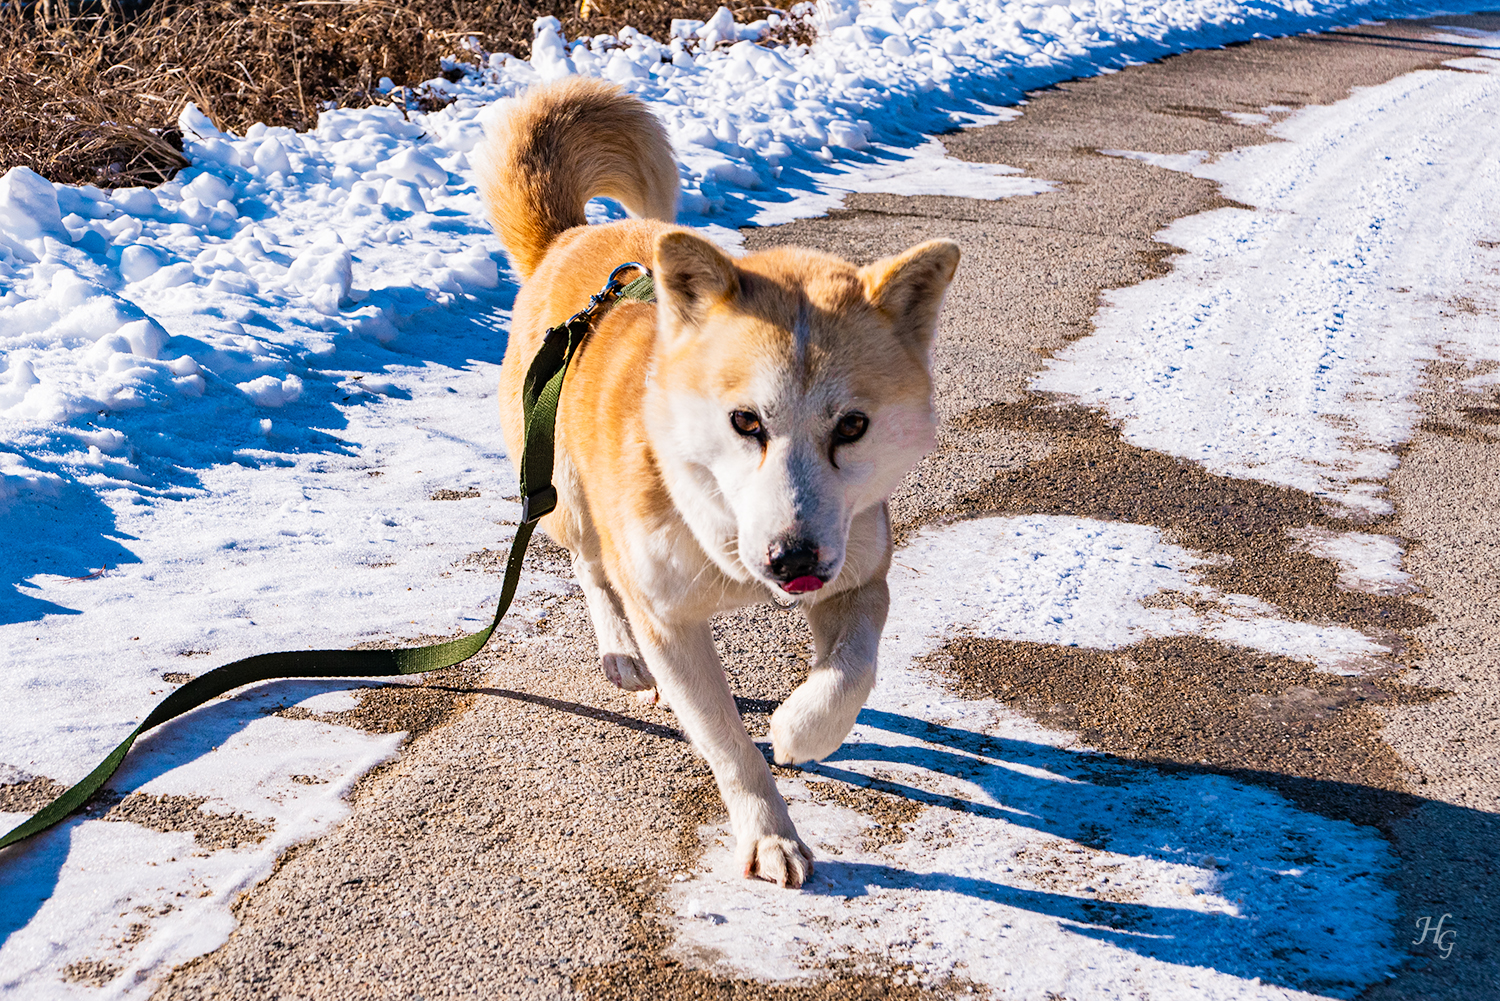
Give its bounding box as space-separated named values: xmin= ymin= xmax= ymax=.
xmin=0 ymin=254 xmax=518 ymax=627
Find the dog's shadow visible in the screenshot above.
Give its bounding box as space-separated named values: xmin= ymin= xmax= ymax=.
xmin=778 ymin=707 xmax=1490 ymax=996
xmin=4 ymin=679 xmax=1493 ymax=996
xmin=440 ymin=690 xmax=1495 ymax=996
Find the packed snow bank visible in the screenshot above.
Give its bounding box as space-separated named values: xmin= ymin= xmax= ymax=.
xmin=1040 ymin=49 xmax=1500 ymax=514
xmin=667 ymin=516 xmax=1400 ymax=1000
xmin=468 ymin=0 xmax=1500 ymax=229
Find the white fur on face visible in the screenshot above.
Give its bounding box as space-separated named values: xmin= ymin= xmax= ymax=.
xmin=650 ymin=358 xmax=935 ymax=598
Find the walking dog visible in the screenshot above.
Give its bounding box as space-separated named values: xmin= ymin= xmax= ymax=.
xmin=479 ymin=78 xmax=958 ymax=887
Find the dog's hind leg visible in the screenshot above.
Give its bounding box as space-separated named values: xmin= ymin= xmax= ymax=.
xmin=768 ymin=574 xmax=889 ymax=766
xmin=630 ymin=613 xmax=813 ymax=888
xmin=571 ymin=549 xmax=656 ymax=694
xmin=546 ymin=460 xmax=656 ymax=696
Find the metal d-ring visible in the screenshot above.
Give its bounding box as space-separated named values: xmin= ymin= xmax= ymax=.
xmin=606 ymin=261 xmax=647 ymax=286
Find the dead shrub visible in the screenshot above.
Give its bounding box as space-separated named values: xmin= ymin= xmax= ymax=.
xmin=0 ymin=0 xmax=816 ymax=188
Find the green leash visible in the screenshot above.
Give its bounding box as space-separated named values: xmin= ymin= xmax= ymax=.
xmin=0 ymin=264 xmax=655 ymax=853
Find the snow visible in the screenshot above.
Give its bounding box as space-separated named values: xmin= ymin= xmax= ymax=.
xmin=1041 ymin=51 xmax=1500 ymax=515
xmin=665 ymin=517 xmax=1401 ymax=999
xmin=1287 ymin=528 xmax=1412 ymax=595
xmin=1 ymin=700 xmax=402 ymax=997
xmin=885 ymin=514 xmax=1386 ymax=673
xmin=3 ymin=1 xmax=1498 ymax=997
xmin=820 ymin=132 xmax=1055 ymax=199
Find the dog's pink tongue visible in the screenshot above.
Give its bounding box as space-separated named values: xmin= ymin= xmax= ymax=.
xmin=783 ymin=576 xmax=824 ymax=594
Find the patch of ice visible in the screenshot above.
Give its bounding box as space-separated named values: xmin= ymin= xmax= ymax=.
xmin=292 ymin=688 xmax=364 ymax=714
xmin=1427 ymin=25 xmax=1500 ymax=46
xmin=1442 ymin=54 xmax=1500 ymax=72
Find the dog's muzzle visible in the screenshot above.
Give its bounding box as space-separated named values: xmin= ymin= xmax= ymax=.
xmin=767 ymin=538 xmax=826 ymax=593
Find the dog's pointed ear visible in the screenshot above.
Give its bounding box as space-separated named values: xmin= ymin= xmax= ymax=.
xmin=860 ymin=239 xmax=960 ymax=357
xmin=654 ymin=230 xmax=740 ymax=331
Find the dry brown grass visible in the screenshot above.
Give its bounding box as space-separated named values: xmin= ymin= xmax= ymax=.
xmin=0 ymin=0 xmax=813 ymax=188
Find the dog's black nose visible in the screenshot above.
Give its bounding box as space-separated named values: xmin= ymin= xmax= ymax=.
xmin=767 ymin=539 xmax=821 ymax=581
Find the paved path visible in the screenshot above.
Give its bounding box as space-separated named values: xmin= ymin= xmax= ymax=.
xmin=156 ymin=15 xmax=1500 ymax=1000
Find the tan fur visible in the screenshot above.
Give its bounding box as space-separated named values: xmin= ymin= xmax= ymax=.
xmin=477 ymin=77 xmax=677 ymax=278
xmin=480 ymin=80 xmax=959 ymax=889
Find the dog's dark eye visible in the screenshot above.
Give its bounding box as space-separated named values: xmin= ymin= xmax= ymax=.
xmin=833 ymin=412 xmax=869 ymax=444
xmin=730 ymin=410 xmax=763 ymax=439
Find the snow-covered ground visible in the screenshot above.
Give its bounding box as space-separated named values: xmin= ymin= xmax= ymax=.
xmin=1042 ymin=40 xmax=1500 ymax=515
xmin=2 ymin=1 xmax=1498 ymax=997
xmin=668 ymin=519 xmax=1402 ymax=999
xmin=666 ymin=27 xmax=1500 ymax=1001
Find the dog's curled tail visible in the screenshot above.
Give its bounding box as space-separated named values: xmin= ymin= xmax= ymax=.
xmin=479 ymin=78 xmax=678 ymax=279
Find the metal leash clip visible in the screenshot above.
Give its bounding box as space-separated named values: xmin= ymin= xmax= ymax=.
xmin=566 ymin=260 xmax=648 ymax=328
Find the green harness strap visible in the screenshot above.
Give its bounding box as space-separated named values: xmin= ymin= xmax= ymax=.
xmin=0 ymin=265 xmax=655 ymax=853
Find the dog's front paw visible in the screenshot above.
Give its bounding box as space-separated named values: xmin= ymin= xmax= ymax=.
xmin=602 ymin=652 xmax=655 ymax=692
xmin=739 ymin=833 xmax=814 ymax=888
xmin=769 ymin=688 xmax=853 ymax=765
